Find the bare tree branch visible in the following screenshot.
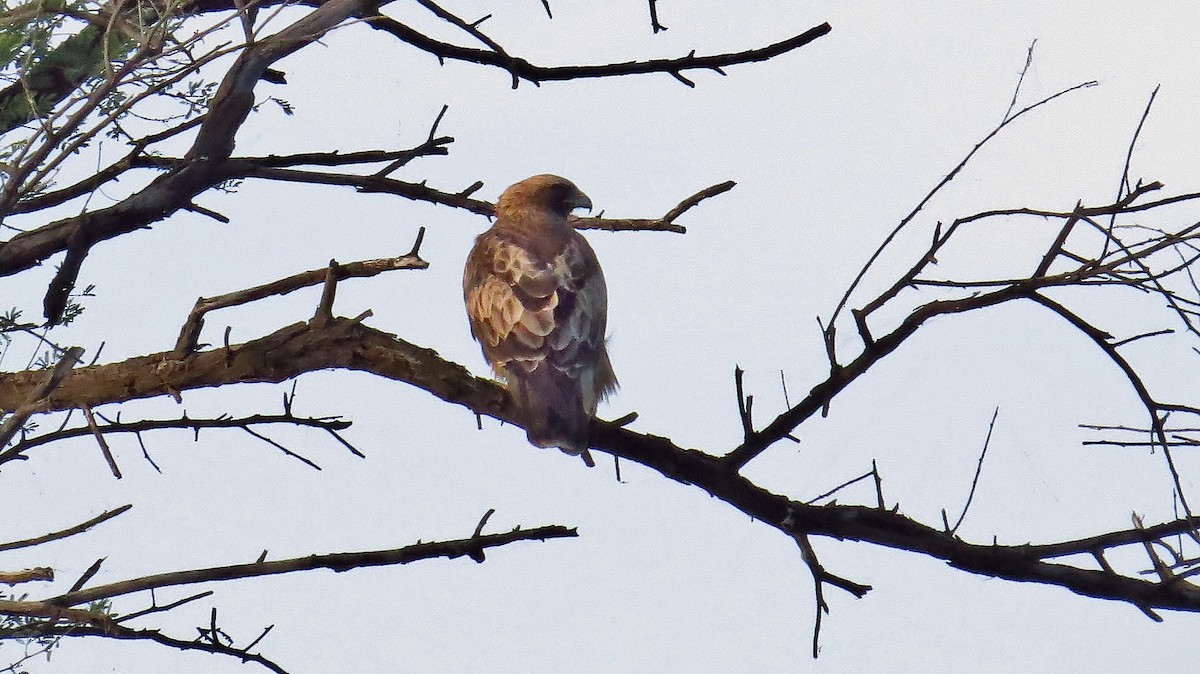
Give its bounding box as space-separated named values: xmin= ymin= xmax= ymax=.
xmin=9 ymin=621 xmax=290 ymax=674
xmin=0 ymin=413 xmax=354 ymax=467
xmin=825 ymin=43 xmax=1097 ymax=338
xmin=0 ymin=569 xmax=54 ymax=586
xmin=0 ymin=504 xmax=131 ymax=553
xmin=1 ymin=311 xmax=1196 ymax=617
xmin=367 ymin=18 xmax=830 ymax=89
xmin=46 ymin=523 xmax=578 ymax=607
xmin=948 ymin=407 xmax=1000 ymax=534
xmin=174 ymin=243 xmax=428 ymax=356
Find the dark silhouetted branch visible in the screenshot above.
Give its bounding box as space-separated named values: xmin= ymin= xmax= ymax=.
xmin=368 ymin=18 xmax=830 ymax=89
xmin=0 ymin=504 xmax=131 ymax=553
xmin=47 ymin=523 xmax=577 ymax=607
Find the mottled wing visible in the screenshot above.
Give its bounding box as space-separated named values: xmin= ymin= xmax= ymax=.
xmin=464 ymin=229 xmax=616 ymax=452
xmin=546 ymin=231 xmax=617 ymax=411
xmin=463 ymin=230 xmax=565 ymax=372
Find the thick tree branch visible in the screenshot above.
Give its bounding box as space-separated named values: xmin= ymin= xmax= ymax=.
xmin=1 ymin=1 xmax=793 ymax=327
xmin=0 ymin=15 xmax=134 ymax=135
xmin=1 ymin=314 xmax=1197 ymax=616
xmin=0 ymin=346 xmax=84 ymax=447
xmin=0 ymin=568 xmax=54 ymax=585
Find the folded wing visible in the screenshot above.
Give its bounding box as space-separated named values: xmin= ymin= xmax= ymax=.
xmin=464 ymin=230 xmax=616 ymax=453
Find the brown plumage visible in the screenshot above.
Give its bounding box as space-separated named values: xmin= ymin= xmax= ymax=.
xmin=464 ymin=175 xmax=617 ymax=463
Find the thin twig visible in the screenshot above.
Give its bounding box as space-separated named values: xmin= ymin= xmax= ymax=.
xmin=173 ymin=248 xmax=428 ymax=357
xmin=47 ymin=524 xmax=579 ymax=607
xmin=82 ymin=404 xmax=122 ymax=479
xmin=950 ymin=407 xmax=1000 ymax=534
xmin=1103 ymin=85 xmax=1159 ymax=258
xmin=0 ymin=504 xmax=132 ymax=552
xmin=827 ymin=52 xmax=1096 ymax=336
xmin=805 ymin=470 xmax=876 ymax=505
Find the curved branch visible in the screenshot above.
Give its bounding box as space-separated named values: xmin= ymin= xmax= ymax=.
xmin=0 ymin=504 xmax=132 ymax=552
xmin=725 ymin=284 xmax=1038 ymax=468
xmin=0 ymin=413 xmax=355 ymax=467
xmin=1 ymin=314 xmax=1197 ymax=616
xmin=826 ymin=51 xmax=1097 ymax=337
xmin=1029 ymin=292 xmax=1195 ymax=519
xmin=46 ymin=523 xmax=577 ymax=607
xmin=368 ymin=18 xmax=831 ymax=88
xmin=6 ymin=621 xmax=290 ymax=674
xmin=574 ymin=180 xmax=735 ymax=234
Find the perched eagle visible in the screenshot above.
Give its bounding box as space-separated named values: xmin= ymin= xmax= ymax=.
xmin=463 ymin=174 xmax=617 ymax=463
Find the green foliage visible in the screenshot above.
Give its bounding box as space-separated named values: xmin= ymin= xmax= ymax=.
xmin=0 ymin=28 xmax=23 ymax=69
xmin=0 ymin=282 xmax=91 ymax=377
xmin=0 ymin=0 xmax=208 ymax=141
xmin=0 ymin=592 xmax=62 ymax=674
xmin=56 ymin=283 xmax=93 ymax=327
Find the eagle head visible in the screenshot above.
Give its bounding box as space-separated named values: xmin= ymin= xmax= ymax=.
xmin=495 ymin=174 xmax=593 ymax=221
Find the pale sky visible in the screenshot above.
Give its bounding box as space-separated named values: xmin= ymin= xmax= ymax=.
xmin=4 ymin=2 xmax=1200 ymax=672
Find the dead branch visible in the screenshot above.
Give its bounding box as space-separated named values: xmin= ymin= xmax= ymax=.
xmin=81 ymin=404 xmax=122 ymax=479
xmin=173 ymin=246 xmax=427 ymax=356
xmin=573 ymin=180 xmax=735 ymax=233
xmin=0 ymin=599 xmax=115 ymax=630
xmin=826 ymin=43 xmax=1096 ymax=338
xmin=791 ymin=529 xmax=871 ymax=658
xmin=1104 ymin=85 xmax=1160 ymax=258
xmin=948 ymin=407 xmax=1000 ymax=534
xmin=733 ymin=366 xmax=754 ymax=442
xmin=68 ymin=558 xmax=105 ymax=594
xmin=115 ymin=590 xmax=213 ymax=623
xmin=0 ymin=412 xmax=355 ymax=467
xmin=368 ymin=18 xmax=830 ymax=89
xmin=46 ymin=523 xmax=578 ymax=607
xmin=647 ymin=0 xmax=666 ymax=33
xmin=0 ymin=504 xmax=132 ymax=552
xmin=724 ymin=285 xmax=1039 ymax=469
xmin=0 ymin=313 xmax=1196 ymax=617
xmin=0 ymin=569 xmax=54 ymax=585
xmin=805 ymin=470 xmax=877 ymax=505
xmin=11 ymin=622 xmax=289 ymax=674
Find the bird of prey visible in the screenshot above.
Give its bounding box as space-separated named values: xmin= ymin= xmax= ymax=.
xmin=464 ymin=174 xmax=617 ymax=464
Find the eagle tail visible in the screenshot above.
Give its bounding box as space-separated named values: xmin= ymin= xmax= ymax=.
xmin=511 ymin=366 xmax=595 ymax=466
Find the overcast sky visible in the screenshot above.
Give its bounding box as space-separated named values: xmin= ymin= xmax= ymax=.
xmin=5 ymin=2 xmax=1200 ymax=672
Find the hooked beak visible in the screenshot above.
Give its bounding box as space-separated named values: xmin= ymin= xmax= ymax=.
xmin=571 ymin=191 xmax=593 ymax=213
